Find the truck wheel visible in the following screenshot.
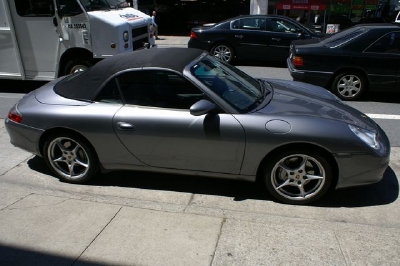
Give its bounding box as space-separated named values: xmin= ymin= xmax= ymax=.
xmin=63 ymin=58 xmax=93 ymax=76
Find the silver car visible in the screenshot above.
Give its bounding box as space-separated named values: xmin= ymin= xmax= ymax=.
xmin=5 ymin=48 xmax=390 ymax=205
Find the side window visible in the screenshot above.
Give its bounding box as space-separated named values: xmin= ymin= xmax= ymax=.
xmin=15 ymin=0 xmax=55 ymax=17
xmin=267 ymin=19 xmax=300 ymax=33
xmin=239 ymin=18 xmax=266 ymax=31
xmin=231 ymin=19 xmax=239 ymax=29
xmin=111 ymin=70 xmax=204 ymax=110
xmin=96 ymin=78 xmax=123 ymax=104
xmin=366 ymin=32 xmax=400 ymax=54
xmin=58 ymin=0 xmax=83 ymax=16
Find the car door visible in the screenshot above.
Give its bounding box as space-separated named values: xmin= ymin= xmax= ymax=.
xmin=265 ymin=17 xmax=306 ymax=61
xmin=8 ymin=0 xmax=60 ymax=79
xmin=111 ymin=69 xmax=246 ymax=174
xmin=363 ymin=31 xmax=400 ymax=91
xmin=230 ymin=17 xmax=269 ymax=60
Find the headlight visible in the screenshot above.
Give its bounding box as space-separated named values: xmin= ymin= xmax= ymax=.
xmin=123 ymin=31 xmax=129 ymax=42
xmin=349 ymin=125 xmax=379 ymax=150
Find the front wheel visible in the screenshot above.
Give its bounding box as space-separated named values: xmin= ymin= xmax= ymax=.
xmin=211 ymin=44 xmax=234 ymax=63
xmin=44 ymin=133 xmax=98 ymax=183
xmin=331 ymin=71 xmax=366 ymax=101
xmin=263 ymin=149 xmax=333 ymax=205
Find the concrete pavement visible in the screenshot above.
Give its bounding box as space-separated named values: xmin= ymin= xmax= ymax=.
xmin=155 ymin=35 xmax=189 ymax=48
xmin=1 ymin=114 xmax=400 ymax=265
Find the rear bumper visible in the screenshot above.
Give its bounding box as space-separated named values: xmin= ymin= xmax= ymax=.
xmin=287 ymin=58 xmax=333 ymax=88
xmin=5 ymin=118 xmax=44 ymax=156
xmin=188 ymin=38 xmax=212 ymax=51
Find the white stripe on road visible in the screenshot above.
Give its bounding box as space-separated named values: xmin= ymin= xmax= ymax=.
xmin=366 ymin=114 xmax=400 ymax=120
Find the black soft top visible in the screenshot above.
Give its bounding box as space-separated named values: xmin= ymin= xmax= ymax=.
xmin=54 ymin=48 xmax=205 ymax=101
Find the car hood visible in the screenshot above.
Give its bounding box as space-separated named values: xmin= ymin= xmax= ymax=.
xmin=258 ymin=79 xmax=376 ymax=131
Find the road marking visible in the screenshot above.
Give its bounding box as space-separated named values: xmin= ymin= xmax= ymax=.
xmin=367 ymin=114 xmax=400 ymax=120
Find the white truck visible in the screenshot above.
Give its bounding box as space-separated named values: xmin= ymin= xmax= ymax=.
xmin=0 ymin=0 xmax=153 ymax=81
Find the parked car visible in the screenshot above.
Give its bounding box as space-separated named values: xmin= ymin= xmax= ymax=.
xmin=288 ymin=24 xmax=400 ymax=101
xmin=357 ymin=17 xmax=386 ymax=24
xmin=5 ymin=48 xmax=390 ymax=205
xmin=188 ymin=15 xmax=322 ymax=63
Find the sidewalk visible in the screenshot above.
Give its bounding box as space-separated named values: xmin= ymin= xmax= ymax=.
xmin=155 ymin=35 xmax=189 ymax=47
xmin=1 ymin=107 xmax=400 ymax=264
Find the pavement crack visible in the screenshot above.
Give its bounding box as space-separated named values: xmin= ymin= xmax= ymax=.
xmin=72 ymin=206 xmax=123 ymax=265
xmin=334 ymin=230 xmax=348 ymax=266
xmin=209 ymin=217 xmax=226 ymax=266
xmin=0 ymin=193 xmax=34 ymax=211
xmin=183 ymin=193 xmax=195 ymax=212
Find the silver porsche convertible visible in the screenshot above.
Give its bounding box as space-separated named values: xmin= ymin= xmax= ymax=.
xmin=5 ymin=48 xmax=390 ymax=205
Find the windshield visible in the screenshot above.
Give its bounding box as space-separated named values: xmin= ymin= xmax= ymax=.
xmin=190 ymin=56 xmax=265 ymax=113
xmin=320 ymin=27 xmax=367 ymax=48
xmin=79 ymin=0 xmax=128 ymax=11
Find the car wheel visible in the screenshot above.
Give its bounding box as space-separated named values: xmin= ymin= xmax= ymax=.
xmin=63 ymin=58 xmax=93 ymax=76
xmin=211 ymin=44 xmax=234 ymax=63
xmin=331 ymin=71 xmax=366 ymax=101
xmin=44 ymin=134 xmax=98 ymax=183
xmin=263 ymin=149 xmax=333 ymax=205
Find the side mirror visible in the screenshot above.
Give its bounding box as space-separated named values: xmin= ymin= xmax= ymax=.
xmin=190 ymin=99 xmax=217 ymax=116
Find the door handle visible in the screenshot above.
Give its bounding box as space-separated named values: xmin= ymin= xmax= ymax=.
xmin=271 ymin=38 xmax=281 ymax=41
xmin=117 ymin=122 xmax=135 ymax=130
xmin=235 ymin=35 xmax=244 ymax=39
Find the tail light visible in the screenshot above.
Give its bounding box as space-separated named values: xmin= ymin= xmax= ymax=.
xmin=190 ymin=31 xmax=197 ymax=39
xmin=7 ymin=109 xmax=22 ymax=123
xmin=291 ymin=56 xmax=304 ymax=67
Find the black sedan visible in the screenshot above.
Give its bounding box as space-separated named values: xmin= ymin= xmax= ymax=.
xmin=188 ymin=15 xmax=322 ymax=63
xmin=288 ymin=24 xmax=400 ymax=101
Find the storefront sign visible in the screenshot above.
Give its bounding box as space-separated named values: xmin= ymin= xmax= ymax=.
xmin=326 ymin=24 xmax=340 ymax=34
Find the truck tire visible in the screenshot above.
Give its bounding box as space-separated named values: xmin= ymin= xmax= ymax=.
xmin=63 ymin=58 xmax=93 ymax=76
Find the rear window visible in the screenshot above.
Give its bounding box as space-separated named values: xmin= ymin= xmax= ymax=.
xmin=320 ymin=27 xmax=367 ymax=48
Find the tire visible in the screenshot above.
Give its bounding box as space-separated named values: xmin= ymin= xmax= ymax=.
xmin=63 ymin=58 xmax=93 ymax=76
xmin=211 ymin=43 xmax=235 ymax=63
xmin=44 ymin=133 xmax=98 ymax=183
xmin=331 ymin=71 xmax=366 ymax=101
xmin=263 ymin=149 xmax=333 ymax=205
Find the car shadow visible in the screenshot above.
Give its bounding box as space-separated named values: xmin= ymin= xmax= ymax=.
xmin=27 ymin=156 xmax=398 ymax=207
xmin=232 ymin=59 xmax=287 ymax=68
xmin=361 ymin=91 xmax=400 ymax=104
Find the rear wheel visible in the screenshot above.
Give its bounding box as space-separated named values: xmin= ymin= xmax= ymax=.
xmin=63 ymin=58 xmax=93 ymax=76
xmin=331 ymin=71 xmax=366 ymax=101
xmin=211 ymin=44 xmax=234 ymax=63
xmin=44 ymin=133 xmax=98 ymax=183
xmin=263 ymin=149 xmax=333 ymax=205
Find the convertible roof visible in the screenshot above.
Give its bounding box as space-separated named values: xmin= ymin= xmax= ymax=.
xmin=54 ymin=48 xmax=205 ymax=101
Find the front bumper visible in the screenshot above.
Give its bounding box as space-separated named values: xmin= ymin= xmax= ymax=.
xmin=335 ymin=125 xmax=391 ymax=189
